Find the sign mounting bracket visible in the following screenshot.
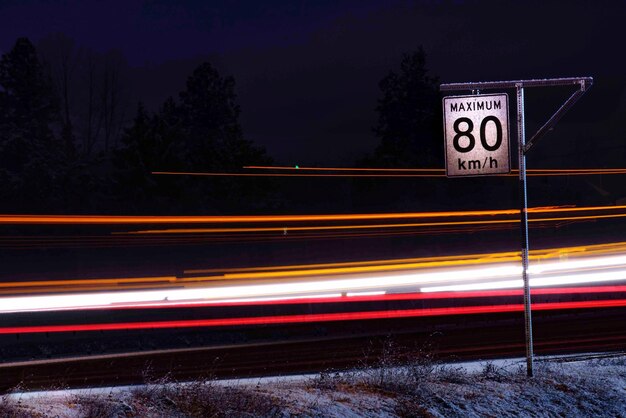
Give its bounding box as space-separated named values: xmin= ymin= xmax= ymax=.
xmin=523 ymin=79 xmax=590 ymax=154
xmin=440 ymin=77 xmax=593 ymax=155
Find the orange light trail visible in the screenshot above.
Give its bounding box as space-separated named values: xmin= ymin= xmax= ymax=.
xmin=0 ymin=276 xmax=178 ymax=289
xmin=4 ymin=241 xmax=626 ymax=296
xmin=3 ymin=204 xmax=626 ymax=225
xmin=118 ymin=210 xmax=626 ymax=235
xmin=152 ymin=170 xmax=626 ymax=177
xmin=243 ymin=165 xmax=626 ymax=174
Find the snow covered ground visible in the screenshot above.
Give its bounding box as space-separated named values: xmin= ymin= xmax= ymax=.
xmin=2 ymin=353 xmax=625 ymax=417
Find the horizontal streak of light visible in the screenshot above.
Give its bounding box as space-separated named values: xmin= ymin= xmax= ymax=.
xmin=118 ymin=211 xmax=626 ymax=235
xmin=0 ymin=276 xmax=178 ymax=289
xmin=100 ymin=285 xmax=626 ymax=310
xmin=1 ymin=299 xmax=625 ymax=335
xmin=8 ymin=252 xmax=626 ymax=313
xmin=154 ymin=171 xmax=450 ymax=177
xmin=0 ymin=227 xmax=521 ymax=250
xmin=120 ymin=219 xmax=519 ymax=234
xmin=184 ymin=240 xmax=626 ymax=276
xmin=5 ymin=242 xmax=626 ymax=295
xmin=3 ymin=204 xmax=626 ymax=225
xmin=0 ymin=221 xmax=589 ymax=249
xmin=193 ymin=293 xmax=343 ymax=305
xmin=244 ymin=165 xmax=626 ymax=174
xmin=183 ymin=251 xmax=524 ymax=276
xmin=0 ymin=265 xmax=524 ymax=313
xmin=530 ymin=254 xmax=626 ymax=274
xmin=421 ymin=270 xmax=626 ymax=292
xmin=152 ymin=170 xmax=626 ymax=178
xmin=345 ymin=291 xmax=386 ymax=297
xmin=0 ymin=221 xmax=522 ymax=245
xmin=5 ymin=281 xmax=626 ymax=311
xmin=245 ymin=165 xmax=446 ymax=172
xmin=116 ymin=285 xmax=626 ymax=310
xmin=7 ymin=250 xmax=626 ymax=311
xmin=0 ymin=254 xmax=524 ymax=294
xmin=199 ymin=260 xmax=522 ymax=281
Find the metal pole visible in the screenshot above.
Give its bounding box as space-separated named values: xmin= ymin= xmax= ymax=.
xmin=517 ymin=84 xmax=534 ymax=377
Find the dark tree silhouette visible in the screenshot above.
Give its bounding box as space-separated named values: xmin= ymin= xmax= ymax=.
xmin=351 ymin=48 xmax=444 ymax=212
xmin=179 ymin=63 xmax=272 ymax=212
xmin=113 ymin=100 xmax=187 ymax=211
xmin=179 ymin=62 xmax=269 ymax=172
xmin=114 ymin=62 xmax=273 ymax=213
xmin=365 ymin=47 xmax=442 ymax=168
xmin=0 ymin=37 xmax=62 ymax=210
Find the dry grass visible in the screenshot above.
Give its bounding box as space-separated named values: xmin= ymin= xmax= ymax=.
xmin=309 ymin=338 xmax=440 ymax=397
xmin=131 ymin=379 xmax=285 ymax=417
xmin=73 ymin=394 xmax=135 ymax=418
xmin=307 ymin=343 xmax=626 ymax=417
xmin=5 ymin=347 xmax=626 ymax=417
xmin=0 ymin=395 xmax=34 ymax=418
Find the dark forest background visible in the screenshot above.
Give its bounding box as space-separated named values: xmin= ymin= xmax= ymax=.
xmin=0 ymin=36 xmax=623 ymax=215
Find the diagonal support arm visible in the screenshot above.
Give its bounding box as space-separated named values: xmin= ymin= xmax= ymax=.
xmin=523 ymin=79 xmax=591 ymax=154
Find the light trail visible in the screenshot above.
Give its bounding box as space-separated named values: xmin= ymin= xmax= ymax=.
xmin=3 ymin=204 xmax=626 ymax=225
xmin=0 ymin=208 xmax=537 ymax=224
xmin=0 ymin=276 xmax=178 ymax=289
xmin=1 ymin=299 xmax=626 ymax=335
xmin=119 ymin=211 xmax=626 ymax=235
xmin=5 ymin=241 xmax=626 ymax=296
xmin=103 ymin=285 xmax=626 ymax=310
xmin=152 ymin=167 xmax=626 ymax=177
xmin=420 ymin=271 xmax=626 ymax=292
xmin=154 ymin=171 xmax=448 ymax=177
xmin=4 ymin=243 xmax=626 ymax=313
xmin=243 ymin=165 xmax=626 ymax=174
xmin=0 ymin=263 xmax=524 ymax=313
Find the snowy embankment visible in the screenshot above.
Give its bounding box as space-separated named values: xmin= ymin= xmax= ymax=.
xmin=2 ymin=354 xmax=625 ymax=417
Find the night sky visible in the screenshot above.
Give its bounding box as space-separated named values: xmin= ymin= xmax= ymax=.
xmin=1 ymin=0 xmax=625 ymax=165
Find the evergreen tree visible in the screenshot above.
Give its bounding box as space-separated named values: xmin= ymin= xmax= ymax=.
xmin=0 ymin=37 xmax=61 ymax=210
xmin=113 ymin=100 xmax=186 ymax=212
xmin=179 ymin=62 xmax=269 ymax=171
xmin=113 ymin=62 xmax=273 ymax=213
xmin=365 ymin=47 xmax=441 ymax=168
xmin=353 ymin=48 xmax=443 ymax=212
xmin=177 ymin=62 xmax=272 ymax=212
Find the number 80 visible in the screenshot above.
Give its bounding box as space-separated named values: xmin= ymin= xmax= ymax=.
xmin=452 ymin=116 xmax=503 ymax=153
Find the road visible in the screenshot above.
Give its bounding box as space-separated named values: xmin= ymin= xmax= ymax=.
xmin=1 ymin=307 xmax=624 ymax=391
xmin=1 ymin=205 xmax=625 ymax=390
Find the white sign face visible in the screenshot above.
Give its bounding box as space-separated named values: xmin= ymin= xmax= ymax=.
xmin=443 ymin=93 xmax=510 ymax=177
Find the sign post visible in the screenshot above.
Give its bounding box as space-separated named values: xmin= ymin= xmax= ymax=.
xmin=440 ymin=77 xmax=593 ymax=377
xmin=516 ymin=84 xmax=533 ymax=377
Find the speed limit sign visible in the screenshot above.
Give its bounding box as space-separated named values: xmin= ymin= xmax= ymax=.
xmin=443 ymin=93 xmax=510 ymax=177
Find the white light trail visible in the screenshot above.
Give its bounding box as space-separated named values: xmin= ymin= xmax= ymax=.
xmin=0 ymin=264 xmax=520 ymax=313
xmin=2 ymin=250 xmax=626 ymax=313
xmin=528 ymin=254 xmax=626 ymax=274
xmin=420 ymin=270 xmax=626 ymax=292
xmin=346 ymin=291 xmax=387 ymax=297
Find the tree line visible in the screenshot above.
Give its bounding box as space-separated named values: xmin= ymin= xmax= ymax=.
xmin=0 ymin=37 xmax=443 ymax=214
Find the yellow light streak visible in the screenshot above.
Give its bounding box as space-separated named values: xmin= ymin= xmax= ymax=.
xmin=4 ymin=204 xmax=626 ymax=225
xmin=152 ymin=170 xmax=626 ymax=178
xmin=244 ymin=165 xmax=626 ymax=174
xmin=6 ymin=241 xmax=626 ymax=296
xmin=117 ymin=210 xmax=626 ymax=235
